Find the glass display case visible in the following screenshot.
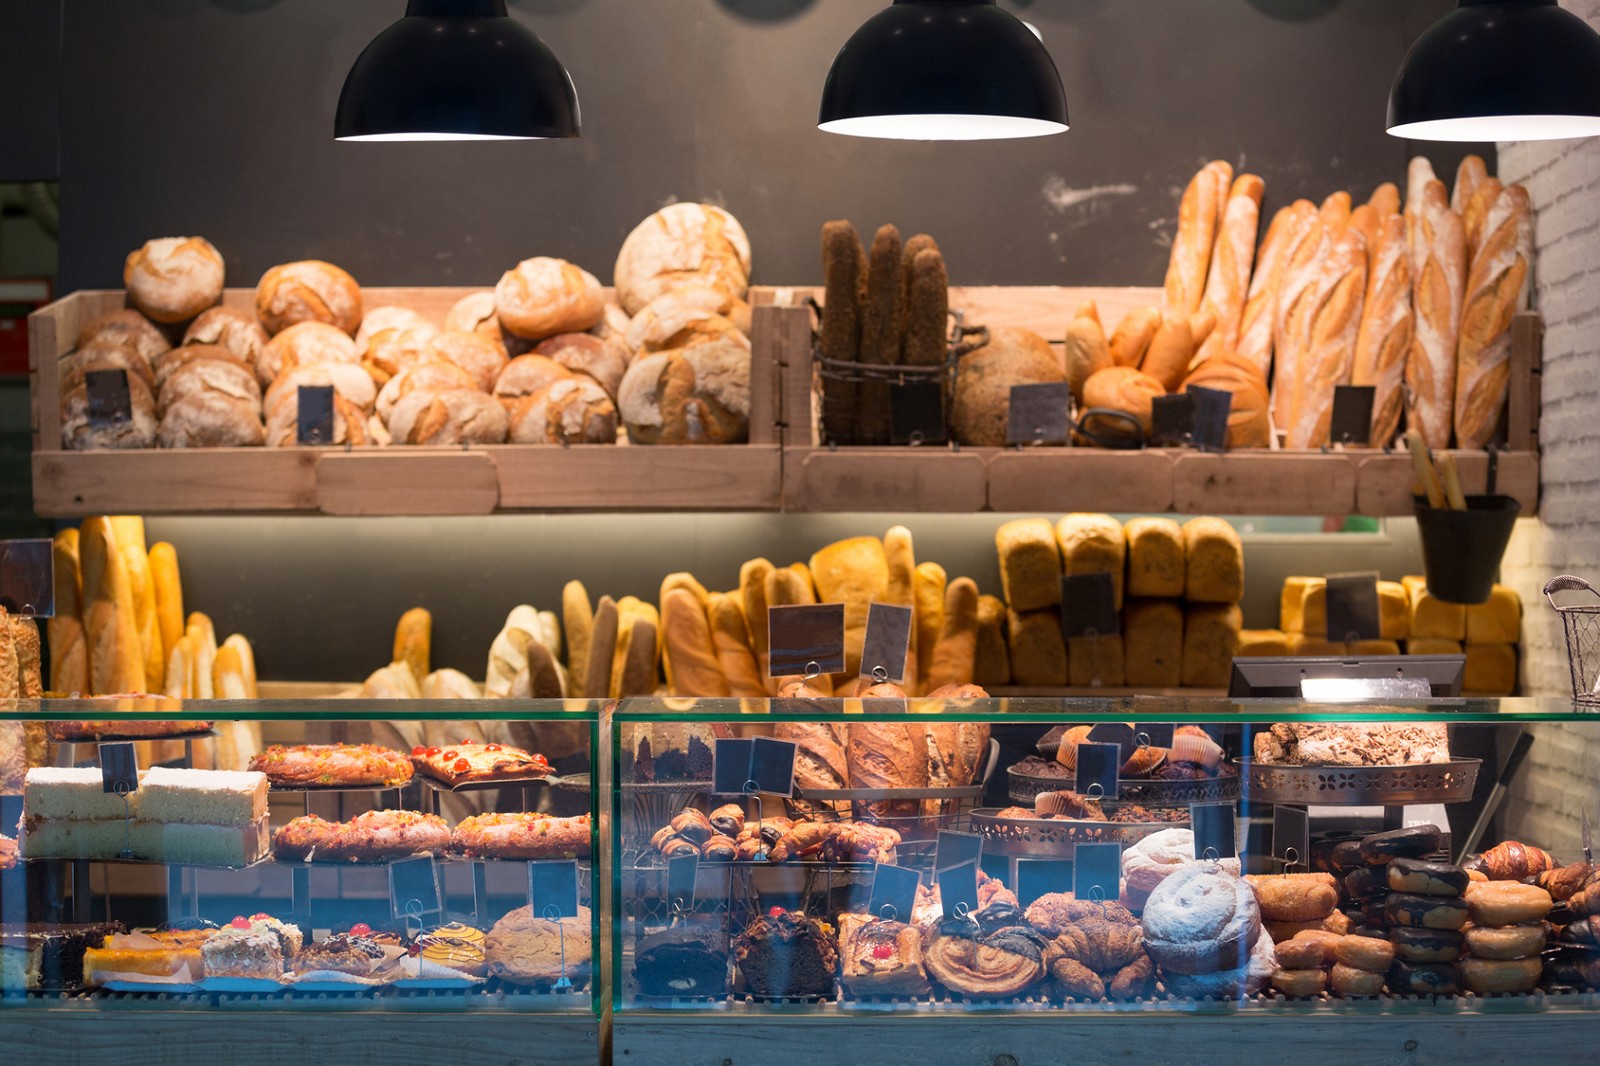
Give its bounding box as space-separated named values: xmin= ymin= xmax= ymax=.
xmin=0 ymin=698 xmax=601 ymax=1021
xmin=611 ymin=695 xmax=1599 ymax=1061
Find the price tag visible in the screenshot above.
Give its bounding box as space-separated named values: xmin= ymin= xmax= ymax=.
xmin=1005 ymin=382 xmax=1071 ymax=446
xmin=389 ymin=856 xmax=443 ymax=921
xmin=712 ymin=737 xmax=795 ymax=797
xmin=867 ymin=863 xmax=921 ymax=924
xmin=1329 ymin=385 xmax=1375 ymax=447
xmin=1059 ymin=572 xmax=1119 ymax=640
xmin=1190 ymin=803 xmax=1237 ymax=861
xmin=0 ymin=538 xmax=55 ymax=618
xmin=1273 ymin=806 xmax=1310 ymax=870
xmin=1073 ymin=842 xmax=1122 ymax=903
xmin=296 ymin=385 xmax=336 ymax=446
xmin=712 ymin=738 xmax=754 ymax=796
xmin=1085 ymin=723 xmax=1135 ymax=765
xmin=1133 ymin=722 xmax=1175 ymax=750
xmin=889 ymin=381 xmax=946 ymax=446
xmin=98 ymin=742 xmax=139 ymax=795
xmin=1015 ymin=859 xmax=1073 ymax=909
xmin=1074 ymin=741 xmax=1121 ymax=800
xmin=936 ymin=860 xmax=981 ymax=921
xmin=85 ymin=368 xmax=133 ymax=426
xmin=1188 ymin=385 xmax=1233 ymax=453
xmin=859 ymin=602 xmax=913 ymax=684
xmin=1151 ymin=393 xmax=1194 ymax=447
xmin=529 ymin=859 xmax=580 ymax=920
xmin=666 ymin=852 xmax=700 ymax=909
xmin=935 ymin=830 xmax=983 ymax=873
xmin=1325 ymin=571 xmax=1382 ymax=643
xmin=767 ymin=603 xmax=846 ymax=677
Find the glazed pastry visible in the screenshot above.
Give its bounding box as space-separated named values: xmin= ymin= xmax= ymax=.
xmin=414 ymin=923 xmax=487 ymax=977
xmin=708 ymin=803 xmax=745 ymax=838
xmin=734 ymin=911 xmax=838 ymax=999
xmin=1535 ymin=862 xmax=1594 ymax=903
xmin=923 ymin=902 xmax=1047 ymax=999
xmin=1330 ymin=961 xmax=1384 ymax=997
xmin=1343 ymin=865 xmax=1389 ymax=901
xmin=1040 ymin=899 xmax=1152 ymax=1001
xmin=670 ymin=809 xmax=714 ymax=846
xmin=1463 ymin=881 xmax=1553 ymax=926
xmin=1246 ymin=873 xmax=1338 ymax=922
xmin=1333 ymin=935 xmax=1394 ymax=972
xmin=1161 ymin=928 xmax=1276 ymax=1000
xmin=1387 ymin=857 xmax=1469 ymax=897
xmin=1390 ymin=926 xmax=1463 ymax=963
xmin=289 ymin=932 xmax=391 ymax=978
xmin=1463 ymin=922 xmax=1546 ymax=960
xmin=1359 ymin=825 xmax=1443 ymax=864
xmin=700 ymin=835 xmax=737 ymax=862
xmin=1141 ymin=863 xmax=1262 ymax=976
xmin=1565 ymin=868 xmax=1600 ymax=916
xmin=634 ymin=919 xmax=730 ymax=998
xmin=1385 ymin=893 xmax=1469 ymax=931
xmin=1273 ymin=935 xmax=1330 ymax=970
xmin=837 ymin=913 xmax=930 ymax=997
xmin=1468 ymin=840 xmax=1556 ymax=881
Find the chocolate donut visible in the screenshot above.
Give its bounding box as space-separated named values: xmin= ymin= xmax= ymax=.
xmin=1390 ymin=926 xmax=1463 ymax=963
xmin=1388 ymin=959 xmax=1459 ymax=995
xmin=1343 ymin=866 xmax=1389 ymax=902
xmin=1360 ymin=825 xmax=1443 ymax=865
xmin=1387 ymin=857 xmax=1469 ymax=898
xmin=1385 ymin=893 xmax=1469 ymax=931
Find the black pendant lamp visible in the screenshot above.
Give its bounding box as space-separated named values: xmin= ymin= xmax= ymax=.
xmin=819 ymin=0 xmax=1069 ymax=140
xmin=1388 ymin=0 xmax=1600 ymax=141
xmin=335 ymin=0 xmax=580 ymax=141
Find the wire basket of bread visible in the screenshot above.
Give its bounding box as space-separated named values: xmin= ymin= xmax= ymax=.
xmin=1544 ymin=575 xmax=1600 ymax=708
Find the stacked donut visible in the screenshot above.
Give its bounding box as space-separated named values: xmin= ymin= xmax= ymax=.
xmin=1140 ymin=862 xmax=1274 ymax=999
xmin=1244 ymin=873 xmax=1339 ymax=997
xmin=1461 ymin=880 xmax=1552 ymax=995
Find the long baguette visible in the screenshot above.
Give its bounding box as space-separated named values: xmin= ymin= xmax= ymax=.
xmin=1194 ymin=173 xmax=1266 ymax=364
xmin=1271 ymin=210 xmax=1332 ymax=429
xmin=48 ymin=528 xmax=87 ymax=695
xmin=80 ymin=517 xmax=144 ymax=695
xmin=1236 ymin=200 xmax=1314 ymax=380
xmin=1405 ymin=156 xmax=1439 ymax=277
xmin=1452 ymin=155 xmax=1489 ymax=216
xmin=1404 ymin=180 xmax=1467 ymax=449
xmin=1454 ymin=184 xmax=1533 ymax=450
xmin=820 ymin=220 xmax=866 ymax=446
xmin=1350 ymin=213 xmax=1414 ymax=446
xmin=1462 ymin=177 xmax=1504 ymax=257
xmin=1164 ymin=161 xmax=1233 ymax=315
xmin=857 ymin=224 xmax=904 ymax=445
xmin=1282 ymin=223 xmax=1368 ymax=449
xmin=1369 ymin=182 xmax=1401 ymax=218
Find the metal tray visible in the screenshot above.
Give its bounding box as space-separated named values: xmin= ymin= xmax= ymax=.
xmin=1006 ymin=764 xmax=1240 ymax=808
xmin=1236 ymin=758 xmax=1482 ymax=806
xmin=969 ymin=808 xmax=1190 ymax=859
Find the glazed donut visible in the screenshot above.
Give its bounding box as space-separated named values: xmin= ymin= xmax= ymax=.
xmin=1273 ymin=936 xmax=1328 ymax=970
xmin=1387 ymin=857 xmax=1470 ymax=898
xmin=1343 ymin=865 xmax=1389 ymax=901
xmin=1463 ymin=922 xmax=1547 ymax=961
xmin=1387 ymin=960 xmax=1459 ymax=995
xmin=1359 ymin=825 xmax=1442 ymax=865
xmin=1461 ymin=955 xmax=1542 ymax=995
xmin=1386 ymin=893 xmax=1469 ymax=930
xmin=1246 ymin=873 xmax=1338 ymax=922
xmin=1329 ymin=962 xmax=1385 ymax=997
xmin=1270 ymin=968 xmax=1327 ymax=998
xmin=1328 ymin=839 xmax=1367 ymax=874
xmin=1463 ymin=881 xmax=1553 ymax=927
xmin=1333 ymin=935 xmax=1395 ymax=973
xmin=1390 ymin=926 xmax=1463 ymax=963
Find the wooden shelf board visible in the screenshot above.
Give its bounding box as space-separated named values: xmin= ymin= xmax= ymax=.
xmin=495 ymin=444 xmax=781 ymax=512
xmin=987 ymin=449 xmax=1176 ymax=513
xmin=785 ymin=447 xmax=990 ymax=513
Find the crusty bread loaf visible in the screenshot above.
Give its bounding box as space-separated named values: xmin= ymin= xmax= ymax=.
xmin=424 ymin=330 xmax=509 ymax=394
xmin=662 ymin=588 xmax=730 ymax=698
xmin=1195 ymin=174 xmax=1266 ymax=364
xmin=810 ymin=536 xmax=890 ymax=683
xmin=847 ymin=720 xmax=927 ymax=826
xmin=534 ymin=332 xmax=626 ymax=400
xmin=739 ymin=558 xmax=776 ymax=689
xmin=495 ymin=257 xmax=605 ymax=341
xmin=1405 ymin=180 xmax=1466 ymax=449
xmin=974 ymin=594 xmax=1011 ymax=688
xmin=1141 ymin=314 xmax=1195 ymax=393
xmin=80 ymin=517 xmax=145 ymax=695
xmin=1055 ymin=513 xmax=1127 ymax=611
xmin=995 ymin=518 xmax=1061 ymax=613
xmin=1181 ymin=355 xmax=1271 ymax=449
xmin=1182 ymin=603 xmax=1242 ymax=688
xmin=1122 ymin=599 xmax=1183 ymax=688
xmin=1125 ymin=517 xmax=1184 ymax=599
xmin=778 ymin=720 xmax=849 ymax=792
xmin=259 ymin=320 xmax=360 ymax=388
xmin=927 ymin=577 xmax=980 ymax=691
xmin=1065 ymin=302 xmax=1112 ymax=404
xmin=1007 ymin=606 xmax=1067 ymax=687
xmin=1109 ymin=306 xmax=1162 ymax=369
xmin=613 ymin=203 xmax=752 ymax=316
xmin=1235 ymin=202 xmax=1308 ymax=379
xmin=356 ymin=306 xmax=435 ymax=349
xmin=255 ymin=260 xmax=362 ymax=336
xmin=708 ymin=592 xmax=765 ymax=697
xmin=914 ymin=561 xmax=947 ymax=691
xmin=494 ymin=354 xmax=573 ymax=412
xmin=388 ymin=388 xmax=508 ymax=445
xmin=583 ymin=596 xmax=619 ymax=699
xmin=157 ymin=384 xmax=265 ymax=448
xmin=124 ymin=237 xmax=224 ymax=324
xmin=1369 ymin=182 xmax=1401 ymax=219
xmin=79 ymin=309 xmax=170 ymax=363
xmin=1165 ymin=161 xmax=1233 ymax=315
xmin=49 ymin=529 xmax=87 ymax=695
xmin=952 ymin=326 xmax=1062 ymax=447
xmin=1281 ymin=221 xmax=1367 ymax=449
xmin=446 ymin=291 xmax=507 ymax=346
xmin=618 ymin=341 xmax=751 ymax=445
xmin=1083 ymin=366 xmax=1165 ymax=436
xmin=375 ymin=361 xmax=477 ymax=423
xmin=1182 ymin=517 xmax=1244 ymax=604
xmin=1455 ymin=184 xmax=1533 ymax=450
xmin=60 ymin=364 xmax=158 ymax=450
xmin=1350 ymin=213 xmax=1414 ymax=446
xmin=265 ymin=383 xmax=373 ymax=448
xmin=509 ymin=377 xmax=617 ymax=445
xmin=820 ymin=220 xmax=866 ymax=445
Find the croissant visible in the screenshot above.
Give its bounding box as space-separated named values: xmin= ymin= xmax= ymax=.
xmin=1471 ymin=840 xmax=1557 ymax=881
xmin=769 ymin=821 xmax=831 ymax=862
xmin=670 ymin=808 xmax=713 ymax=846
xmin=759 ymin=816 xmax=793 ymax=847
xmin=1569 ymin=869 xmax=1600 ymax=918
xmin=708 ymin=803 xmax=745 ymax=838
xmin=700 ymin=834 xmax=738 ymax=862
xmin=1536 ymin=862 xmax=1594 ymax=903
xmin=650 ymin=826 xmax=680 ymax=853
xmin=660 ymin=836 xmax=699 ymax=859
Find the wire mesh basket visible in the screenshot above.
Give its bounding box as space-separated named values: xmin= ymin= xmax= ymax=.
xmin=1545 ymin=575 xmax=1600 ymax=707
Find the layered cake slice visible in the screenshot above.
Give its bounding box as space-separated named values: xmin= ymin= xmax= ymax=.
xmin=23 ymin=767 xmax=141 ymax=822
xmin=136 ymin=767 xmax=268 ymax=826
xmin=126 ymin=818 xmax=271 ymax=867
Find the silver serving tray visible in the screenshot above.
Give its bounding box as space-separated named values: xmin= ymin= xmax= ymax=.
xmin=969 ymin=808 xmax=1190 ymax=858
xmin=1007 ymin=765 xmax=1241 ymax=808
xmin=1236 ymin=758 xmax=1481 ymax=806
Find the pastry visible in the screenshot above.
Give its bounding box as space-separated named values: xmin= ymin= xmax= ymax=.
xmin=1161 ymin=927 xmax=1275 ymax=999
xmin=670 ymin=808 xmax=714 ymax=846
xmin=699 ymin=835 xmax=737 ymax=862
xmin=449 ymin=812 xmax=591 ymax=860
xmin=290 ymin=932 xmax=393 ymax=979
xmin=1329 ymin=961 xmax=1384 ymax=997
xmin=82 ymin=933 xmax=205 ymax=985
xmin=1385 ymin=893 xmax=1469 ymax=931
xmin=1360 ymin=825 xmax=1443 ymax=863
xmin=1333 ymin=934 xmax=1394 ymax=972
xmin=202 ymin=922 xmax=287 ymax=980
xmin=1469 ymin=840 xmax=1556 ymax=881
xmin=255 ymin=260 xmax=362 ymax=336
xmin=1121 ymin=828 xmax=1241 ymax=911
xmin=1270 ymin=968 xmax=1327 ymax=998
xmin=923 ymin=902 xmax=1047 ymax=999
xmin=414 ymin=923 xmax=488 ymax=978
xmin=487 ymin=905 xmax=593 ymax=989
xmin=410 ymin=741 xmax=550 ymax=785
xmin=1463 ymin=881 xmax=1552 ymax=926
xmin=0 ymin=922 xmax=126 ymax=990
xmin=1464 ymin=922 xmax=1546 ymax=961
xmin=837 ymin=913 xmax=930 ymax=997
xmin=1273 ymin=934 xmax=1331 ymax=970
xmin=708 ymin=803 xmax=745 ymax=838
xmin=247 ymin=743 xmax=413 ymax=788
xmin=634 ymin=920 xmax=730 ymax=997
xmin=1387 ymin=857 xmax=1469 ymax=897
xmin=124 ymin=237 xmax=224 ymax=323
xmin=272 ymin=810 xmax=450 ymax=863
xmin=1537 ymin=862 xmax=1595 ymax=904
xmin=1391 ymin=926 xmax=1463 ymax=963
xmin=1461 ymin=955 xmax=1541 ymax=995
xmin=1247 ymin=873 xmax=1338 ymax=922
xmin=735 ymin=910 xmax=838 ymax=999
xmin=1141 ymin=863 xmax=1261 ymax=975
xmin=1039 ymin=900 xmax=1152 ymax=1001
xmin=1343 ymin=865 xmax=1389 ymax=901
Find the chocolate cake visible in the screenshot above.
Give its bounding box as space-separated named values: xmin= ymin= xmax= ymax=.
xmin=634 ymin=920 xmax=730 ymax=997
xmin=734 ymin=910 xmax=837 ymax=999
xmin=0 ymin=922 xmax=126 ymax=991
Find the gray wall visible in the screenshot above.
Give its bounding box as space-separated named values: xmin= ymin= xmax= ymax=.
xmin=51 ymin=0 xmax=1485 ymax=291
xmin=0 ymin=0 xmax=59 ymax=182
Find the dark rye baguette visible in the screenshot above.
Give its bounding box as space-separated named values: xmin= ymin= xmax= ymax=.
xmin=820 ymin=220 xmax=866 ymax=445
xmin=857 ymin=224 xmax=904 ymax=444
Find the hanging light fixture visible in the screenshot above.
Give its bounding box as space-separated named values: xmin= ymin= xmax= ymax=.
xmin=819 ymin=0 xmax=1069 ymax=141
xmin=1388 ymin=0 xmax=1600 ymax=141
xmin=335 ymin=0 xmax=580 ymax=142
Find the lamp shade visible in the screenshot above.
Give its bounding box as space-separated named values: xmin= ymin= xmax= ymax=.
xmin=1388 ymin=0 xmax=1600 ymax=141
xmin=819 ymin=0 xmax=1069 ymax=140
xmin=335 ymin=0 xmax=580 ymax=141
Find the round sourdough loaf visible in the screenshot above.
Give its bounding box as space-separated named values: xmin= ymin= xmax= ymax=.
xmin=158 ymin=388 xmax=265 ymax=448
xmin=259 ymin=320 xmax=360 ymax=387
xmin=157 ymin=351 xmax=260 ymax=416
xmin=264 ymin=361 xmax=378 ymax=415
xmin=495 ymin=257 xmax=605 ymax=340
xmin=494 ymin=354 xmax=573 ymax=411
xmin=182 ymin=307 xmax=268 ymax=377
xmin=1182 ymin=355 xmax=1270 ymax=448
xmin=360 ymin=325 xmax=437 ymax=382
xmin=64 ymin=342 xmax=155 ymax=392
xmin=429 ymin=330 xmax=509 ymax=393
xmin=377 ymin=362 xmax=478 ymax=424
xmin=60 ymin=364 xmax=158 ymax=449
xmin=510 ymin=377 xmax=617 ymax=445
xmin=387 ymin=388 xmax=508 ymax=445
xmin=534 ymin=332 xmax=628 ymax=398
xmin=617 ymin=340 xmax=749 ymax=445
xmin=355 ymin=305 xmax=435 ymax=349
xmin=265 ymin=386 xmax=373 ymax=448
xmin=255 ymin=260 xmax=363 ymax=336
xmin=951 ymin=326 xmax=1063 ymax=447
xmin=77 ymin=309 xmax=171 ymax=362
xmin=624 ymin=285 xmax=747 ymax=351
xmin=446 ymin=291 xmax=502 ymax=340
xmin=124 ymin=237 xmax=225 ymax=323
xmin=614 ymin=203 xmax=752 ymax=315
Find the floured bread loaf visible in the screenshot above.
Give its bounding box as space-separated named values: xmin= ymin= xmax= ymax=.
xmin=617 ymin=340 xmax=750 ymax=444
xmin=614 ymin=203 xmax=752 ymax=315
xmin=124 ymin=237 xmax=224 ymax=323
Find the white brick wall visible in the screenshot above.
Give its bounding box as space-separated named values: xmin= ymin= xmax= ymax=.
xmin=1493 ymin=0 xmax=1600 ymax=849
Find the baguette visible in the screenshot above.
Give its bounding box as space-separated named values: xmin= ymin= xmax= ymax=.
xmin=1369 ymin=182 xmax=1401 ymax=218
xmin=147 ymin=542 xmax=185 ymax=672
xmin=583 ymin=596 xmax=619 ymax=699
xmin=821 ymin=220 xmax=866 ymax=446
xmin=163 ymin=632 xmax=194 ymax=698
xmin=1109 ymin=306 xmax=1162 ymax=368
xmin=48 ymin=528 xmax=87 ymax=695
xmin=611 ymin=597 xmax=659 ymax=697
xmin=1462 ymin=177 xmax=1504 ymax=256
xmin=974 ymin=594 xmax=1011 ymax=688
xmin=185 ymin=611 xmax=217 ymax=699
xmin=1282 ymin=222 xmax=1368 ymax=449
xmin=903 ymin=246 xmax=949 ymax=368
xmin=1271 ymin=207 xmax=1332 ymax=428
xmin=80 ymin=517 xmax=145 ymax=695
xmin=1141 ymin=313 xmax=1196 ymax=393
xmin=858 ymin=224 xmax=904 ymax=444
xmin=913 ymin=562 xmax=947 ymax=691
xmin=660 ymin=572 xmax=710 ymax=613
xmin=739 ymin=558 xmax=776 ymax=692
xmin=1320 ymin=191 xmax=1352 ymax=230
xmin=117 ymin=529 xmax=163 ymax=692
xmin=926 ymin=577 xmax=979 ymax=691
xmin=1351 ymin=213 xmax=1414 ymax=446
xmin=1405 ymin=180 xmax=1467 ymax=449
xmin=662 ymin=588 xmax=730 ymax=698
xmin=1350 ymin=203 xmax=1380 ymax=253
xmin=883 ymin=525 xmax=918 ymax=690
xmin=222 ymin=633 xmax=258 ymax=699
xmin=392 ymin=607 xmax=431 ymax=682
xmin=1065 ymin=303 xmax=1112 ymax=404
xmin=1164 ymin=160 xmax=1233 ymax=315
xmin=1194 ymin=173 xmax=1266 ymax=363
xmin=562 ymin=580 xmax=593 ymax=696
xmin=1455 ymin=184 xmax=1533 ymax=450
xmin=1405 ymin=156 xmax=1439 ymax=273
xmin=708 ymin=592 xmax=765 ymax=697
xmin=616 ymin=618 xmax=659 ymax=697
xmin=1452 ymin=155 xmax=1489 ymax=216
xmin=0 ymin=609 xmax=18 ymax=697
xmin=213 ymin=642 xmax=250 ymax=699
xmin=1236 ymin=200 xmax=1314 ymax=380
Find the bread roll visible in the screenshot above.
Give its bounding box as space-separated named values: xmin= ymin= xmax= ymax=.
xmin=1141 ymin=314 xmax=1195 ymax=393
xmin=442 ymin=291 xmax=506 ymax=345
xmin=995 ymin=518 xmax=1061 ymax=613
xmin=1183 ymin=603 xmax=1242 ymax=688
xmin=494 ymin=354 xmax=574 ymax=411
xmin=259 ymin=320 xmax=360 ymax=387
xmin=1194 ymin=174 xmax=1265 ymax=363
xmin=1406 ymin=180 xmax=1466 ymax=449
xmin=1182 ymin=355 xmax=1272 ymax=449
xmin=534 ymin=332 xmax=627 ymax=399
xmin=974 ymin=594 xmax=1011 ymax=688
xmin=1083 ymin=366 xmax=1164 ymax=436
xmin=151 ymin=342 xmax=241 ymax=394
xmin=1183 ymin=517 xmax=1244 ymax=604
xmin=1123 ymin=599 xmax=1183 ymax=688
xmin=509 ymin=377 xmax=617 ymax=444
xmin=613 ymin=203 xmax=752 ymax=315
xmin=265 ymin=360 xmax=376 ymax=415
xmin=1165 ymin=161 xmax=1233 ymax=315
xmin=388 ymin=388 xmax=508 ymax=445
xmin=914 ymin=562 xmax=947 ymax=691
xmin=255 ymin=260 xmax=362 ymax=336
xmin=951 ymin=326 xmax=1063 ymax=446
xmin=617 ymin=341 xmax=750 ymax=445
xmin=1281 ymin=222 xmax=1368 ymax=449
xmin=1237 ymin=201 xmax=1315 ymax=379
xmin=1350 ymin=213 xmax=1414 ymax=446
xmin=420 ymin=330 xmax=508 ymax=394
xmin=494 ymin=257 xmax=604 ymax=341
xmin=182 ymin=307 xmax=267 ymax=377
xmin=264 ymin=380 xmax=374 ymax=448
xmin=662 ymin=588 xmax=730 ymax=698
xmin=809 ymin=536 xmax=890 ymax=682
xmin=124 ymin=237 xmax=224 ymax=323
xmin=1007 ymin=606 xmax=1066 ymax=687
xmin=49 ymin=529 xmax=87 ymax=694
xmin=60 ymin=364 xmax=158 ymax=450
xmin=1125 ymin=517 xmax=1184 ymax=599
xmin=375 ymin=361 xmax=477 ymax=423
xmin=1455 ymin=185 xmax=1533 ymax=450
xmin=1055 ymin=513 xmax=1126 ymax=610
xmin=80 ymin=517 xmax=145 ymax=694
xmin=1109 ymin=306 xmax=1162 ymax=368
xmin=158 ymin=388 xmax=265 ymax=448
xmin=1065 ymin=303 xmax=1112 ymax=404
xmin=355 ymin=307 xmax=435 ymax=350
xmin=65 ymin=342 xmax=155 ymax=395
xmin=360 ymin=326 xmax=438 ymax=384
xmin=78 ymin=309 xmax=170 ymax=363
xmin=629 ymin=306 xmax=747 ymax=361
xmin=739 ymin=558 xmax=776 ymax=688
xmin=903 ymin=247 xmax=949 ymax=368
xmin=820 ymin=220 xmax=866 ymax=445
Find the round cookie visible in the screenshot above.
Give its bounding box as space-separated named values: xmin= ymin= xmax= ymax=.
xmin=1334 ymin=935 xmax=1395 ymax=972
xmin=1385 ymin=893 xmax=1469 ymax=931
xmin=1463 ymin=922 xmax=1546 ymax=961
xmin=1387 ymin=857 xmax=1470 ymax=898
xmin=1460 ymin=955 xmax=1541 ymax=995
xmin=1464 ymin=881 xmax=1553 ymax=927
xmin=1390 ymin=926 xmax=1463 ymax=963
xmin=1330 ymin=962 xmax=1384 ymax=997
